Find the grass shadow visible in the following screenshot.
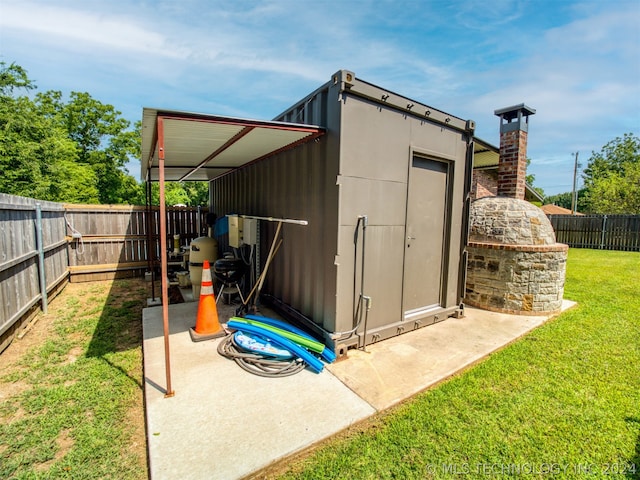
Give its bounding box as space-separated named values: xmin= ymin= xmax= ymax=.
xmin=0 ymin=277 xmax=151 ymax=480
xmin=80 ymin=277 xmax=151 ymax=478
xmin=84 ymin=287 xmax=147 ymax=389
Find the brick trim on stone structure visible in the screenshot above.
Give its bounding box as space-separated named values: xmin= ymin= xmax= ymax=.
xmin=467 ymin=241 xmax=569 ymax=253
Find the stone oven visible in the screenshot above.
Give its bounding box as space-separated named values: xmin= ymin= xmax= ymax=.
xmin=465 ymin=197 xmax=568 ymax=314
xmin=465 ymin=104 xmax=568 ymax=315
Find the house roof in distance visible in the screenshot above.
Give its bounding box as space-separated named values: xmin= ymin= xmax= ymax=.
xmin=541 ymin=204 xmax=584 ymax=215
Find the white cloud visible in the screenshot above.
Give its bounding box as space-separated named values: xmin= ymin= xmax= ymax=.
xmin=2 ymin=0 xmax=637 ymax=193
xmin=0 ymin=0 xmax=457 ymax=94
xmin=464 ymin=4 xmax=639 ymax=135
xmin=453 ymin=0 xmax=526 ymax=30
xmin=448 ymin=3 xmax=639 ymax=195
xmin=0 ymin=2 xmax=189 ymax=58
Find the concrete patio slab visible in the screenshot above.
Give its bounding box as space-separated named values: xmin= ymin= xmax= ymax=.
xmin=327 ymin=300 xmax=576 ymax=411
xmin=143 ymin=302 xmax=375 ymax=480
xmin=143 ymin=299 xmax=576 ymax=479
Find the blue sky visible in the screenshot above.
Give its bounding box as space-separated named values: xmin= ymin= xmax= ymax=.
xmin=1 ymin=0 xmax=639 ymax=195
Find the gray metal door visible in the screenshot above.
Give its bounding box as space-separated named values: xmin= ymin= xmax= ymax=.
xmin=403 ymin=155 xmax=451 ymax=322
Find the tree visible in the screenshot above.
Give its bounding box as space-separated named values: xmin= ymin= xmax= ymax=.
xmin=543 ymin=189 xmax=588 ymax=213
xmin=2 ymin=61 xmax=224 ymax=208
xmin=0 ymin=63 xmax=98 ymax=202
xmin=0 ymin=62 xmax=35 ymax=96
xmin=544 ymin=192 xmax=573 ymax=209
xmin=181 ymin=182 xmax=210 ymax=206
xmin=526 ymin=158 xmax=544 ymax=198
xmin=144 ymin=181 xmax=210 ymax=206
xmin=0 ymin=61 xmax=144 ymax=204
xmin=581 ymin=133 xmax=640 ymax=214
xmin=35 ymin=91 xmax=141 ymax=204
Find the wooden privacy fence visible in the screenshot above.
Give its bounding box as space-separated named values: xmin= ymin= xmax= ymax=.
xmin=65 ymin=204 xmax=210 ymax=281
xmin=1 ymin=193 xmax=209 ymax=350
xmin=0 ymin=194 xmax=68 ymax=351
xmin=548 ymin=214 xmax=640 ymax=251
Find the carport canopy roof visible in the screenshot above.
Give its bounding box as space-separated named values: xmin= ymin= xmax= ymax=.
xmin=141 ymin=108 xmax=325 ymax=182
xmin=473 ymin=137 xmax=499 ymax=168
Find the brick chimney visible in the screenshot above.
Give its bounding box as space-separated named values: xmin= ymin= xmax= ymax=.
xmin=494 ymin=104 xmax=536 ymax=200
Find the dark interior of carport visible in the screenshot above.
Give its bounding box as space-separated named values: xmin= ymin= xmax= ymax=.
xmin=140 ymin=108 xmax=324 ymax=394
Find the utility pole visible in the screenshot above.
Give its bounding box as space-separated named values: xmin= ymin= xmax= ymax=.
xmin=571 ymin=151 xmax=579 ymax=215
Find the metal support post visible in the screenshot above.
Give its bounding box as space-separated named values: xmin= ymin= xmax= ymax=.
xmin=158 ymin=116 xmax=174 ymax=398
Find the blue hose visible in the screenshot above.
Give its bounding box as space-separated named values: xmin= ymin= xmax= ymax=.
xmin=226 ymin=320 xmax=324 ymax=373
xmin=244 ymin=314 xmax=336 ymax=363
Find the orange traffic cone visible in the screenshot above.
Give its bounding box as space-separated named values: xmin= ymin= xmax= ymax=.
xmin=189 ymin=260 xmax=225 ymax=342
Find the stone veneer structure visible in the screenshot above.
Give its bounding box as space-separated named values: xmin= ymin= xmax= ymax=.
xmin=465 ymin=196 xmax=568 ymax=315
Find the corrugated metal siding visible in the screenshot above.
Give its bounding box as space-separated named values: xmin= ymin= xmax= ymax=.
xmin=210 ymin=81 xmax=342 ymax=331
xmin=164 ymin=118 xmax=244 ymax=165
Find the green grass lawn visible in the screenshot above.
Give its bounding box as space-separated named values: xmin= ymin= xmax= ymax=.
xmin=0 ymin=250 xmax=638 ymax=479
xmin=0 ymin=279 xmax=148 ymax=480
xmin=275 ymin=249 xmax=640 ymax=479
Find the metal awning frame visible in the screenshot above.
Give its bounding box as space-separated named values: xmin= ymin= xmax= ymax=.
xmin=142 ymin=110 xmax=325 ymax=397
xmin=142 ymin=109 xmax=325 ymax=182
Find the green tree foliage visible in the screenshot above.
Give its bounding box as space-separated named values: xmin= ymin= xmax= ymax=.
xmin=0 ymin=61 xmax=142 ymax=204
xmin=146 ymin=181 xmax=210 ymax=206
xmin=581 ymin=133 xmax=640 ymax=214
xmin=34 ymin=90 xmax=142 ymax=204
xmin=181 ymin=181 xmax=209 ymax=206
xmin=525 ymin=158 xmax=544 ymax=199
xmin=544 ymin=191 xmax=573 ymax=209
xmin=0 ymin=62 xmax=35 ymax=95
xmin=1 ymin=61 xmax=211 ymax=206
xmin=0 ymin=64 xmax=98 ymax=202
xmin=543 ymin=189 xmax=588 ymax=213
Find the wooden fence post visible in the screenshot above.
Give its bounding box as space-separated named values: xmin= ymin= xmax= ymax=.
xmin=35 ymin=204 xmax=48 ymax=314
xmin=600 ymin=215 xmax=607 ymax=250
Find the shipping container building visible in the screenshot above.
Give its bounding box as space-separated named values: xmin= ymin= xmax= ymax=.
xmin=208 ymin=70 xmax=475 ymax=355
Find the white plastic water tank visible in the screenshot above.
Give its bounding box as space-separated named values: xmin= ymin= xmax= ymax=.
xmin=189 ymin=236 xmax=218 ymax=298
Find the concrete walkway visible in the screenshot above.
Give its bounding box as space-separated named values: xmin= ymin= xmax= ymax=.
xmin=142 ymin=300 xmax=575 ymax=479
